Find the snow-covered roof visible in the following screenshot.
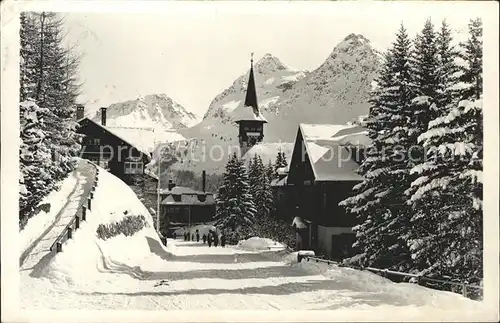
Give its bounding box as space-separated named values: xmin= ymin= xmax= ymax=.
xmin=234 ymin=106 xmax=268 ymax=123
xmin=277 ymin=166 xmax=289 ymax=176
xmin=297 ymin=123 xmax=371 ymax=182
xmin=161 ymin=194 xmax=215 ymax=206
xmin=160 ymin=186 xmax=209 ymax=195
xmin=106 ymin=126 xmax=156 ymax=156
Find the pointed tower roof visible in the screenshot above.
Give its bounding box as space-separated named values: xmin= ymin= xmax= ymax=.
xmin=245 ymin=53 xmax=259 ymax=112
xmin=236 ymin=53 xmax=267 ymax=123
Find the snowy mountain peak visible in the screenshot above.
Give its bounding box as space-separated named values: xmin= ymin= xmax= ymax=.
xmin=254 ymin=53 xmax=288 ymax=73
xmin=93 ymin=93 xmax=201 ymax=131
xmin=343 ymin=33 xmax=370 ymax=43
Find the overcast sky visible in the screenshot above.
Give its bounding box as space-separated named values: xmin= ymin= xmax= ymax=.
xmin=59 ymin=1 xmax=489 ymax=118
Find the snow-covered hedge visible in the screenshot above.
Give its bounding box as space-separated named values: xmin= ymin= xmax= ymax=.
xmin=96 ymin=214 xmax=149 ymax=240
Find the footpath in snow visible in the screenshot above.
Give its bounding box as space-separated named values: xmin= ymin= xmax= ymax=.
xmin=19 ymin=159 xmax=96 ymax=272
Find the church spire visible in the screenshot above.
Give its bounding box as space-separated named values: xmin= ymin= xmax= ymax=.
xmin=244 ymin=52 xmax=259 ymax=114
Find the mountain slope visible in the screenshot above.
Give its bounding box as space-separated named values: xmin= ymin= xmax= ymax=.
xmin=171 ymin=34 xmax=382 ymax=174
xmin=264 ymin=33 xmax=382 ymax=141
xmin=93 ymin=94 xmax=200 ymax=131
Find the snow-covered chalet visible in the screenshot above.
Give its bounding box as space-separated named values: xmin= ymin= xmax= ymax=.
xmin=75 ymin=105 xmax=159 ymax=218
xmin=285 ymin=123 xmax=371 ymax=260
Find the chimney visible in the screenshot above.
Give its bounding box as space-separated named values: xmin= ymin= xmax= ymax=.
xmin=202 ymin=170 xmax=206 ymax=192
xmin=76 ymin=105 xmax=84 ymax=120
xmin=168 ymin=180 xmax=176 ymax=191
xmin=100 ymin=107 xmax=107 ymax=126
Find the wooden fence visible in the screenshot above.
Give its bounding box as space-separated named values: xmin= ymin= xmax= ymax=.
xmin=49 ymin=161 xmax=100 ymax=253
xmin=299 ymin=255 xmax=483 ymax=300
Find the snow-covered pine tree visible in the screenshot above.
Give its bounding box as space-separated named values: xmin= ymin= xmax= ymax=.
xmin=31 ymin=12 xmax=81 ymax=181
xmin=19 ymin=100 xmax=57 ymax=226
xmin=19 ymin=12 xmax=82 ymax=226
xmin=339 ymin=24 xmax=415 ymax=272
xmin=20 ymin=12 xmax=39 ymax=103
xmin=214 ymin=153 xmax=257 ymax=242
xmin=248 ymin=154 xmax=274 ymax=218
xmin=274 ymin=149 xmax=288 ymax=172
xmin=409 ymin=19 xmax=440 ymax=145
xmin=266 ymin=160 xmax=276 ymax=181
xmin=405 ymin=20 xmax=463 ymax=278
xmin=406 ymin=18 xmax=483 ymax=288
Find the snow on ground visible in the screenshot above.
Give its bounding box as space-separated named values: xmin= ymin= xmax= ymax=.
xmin=237 ymin=237 xmax=286 ymax=251
xmin=20 ymin=159 xmax=95 ymax=272
xmin=20 ymin=171 xmax=78 ymax=255
xmin=19 ymin=168 xmax=484 ymax=317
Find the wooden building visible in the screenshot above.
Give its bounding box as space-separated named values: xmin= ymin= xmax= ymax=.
xmin=160 ymin=178 xmax=216 ymax=237
xmin=270 ymin=165 xmax=296 ymax=223
xmin=287 ymin=123 xmax=370 ymax=261
xmin=75 ymin=106 xmax=159 ymax=222
xmin=235 ymin=54 xmax=268 ymax=156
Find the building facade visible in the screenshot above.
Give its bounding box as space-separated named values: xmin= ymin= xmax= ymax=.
xmin=76 ymin=106 xmax=159 ymax=226
xmin=160 ymin=180 xmax=216 ymax=237
xmin=287 ymin=123 xmax=370 ymax=260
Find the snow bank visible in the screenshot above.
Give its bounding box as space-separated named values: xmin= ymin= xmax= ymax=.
xmin=295 ymin=261 xmax=483 ymax=310
xmin=39 ymin=166 xmax=171 ymax=286
xmin=20 ymin=171 xmax=79 ymax=255
xmin=237 ymin=237 xmax=286 ymax=251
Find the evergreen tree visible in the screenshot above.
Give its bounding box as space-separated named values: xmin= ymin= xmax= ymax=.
xmin=406 ymin=18 xmax=483 ymax=287
xmin=266 ymin=160 xmax=276 ymax=182
xmin=409 ymin=18 xmax=440 ymax=145
xmin=405 ymin=19 xmax=461 ymax=278
xmin=19 ymin=100 xmax=56 ymax=225
xmin=19 ymin=12 xmax=82 ymax=226
xmin=248 ymin=154 xmax=274 ymax=218
xmin=20 ymin=12 xmax=39 ymax=102
xmin=274 ymin=149 xmax=288 ymax=171
xmin=340 ymin=24 xmax=415 ymax=271
xmin=214 ymin=153 xmax=257 ymax=238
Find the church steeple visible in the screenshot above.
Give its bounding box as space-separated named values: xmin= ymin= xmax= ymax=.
xmin=244 ymin=53 xmax=259 ymax=114
xmin=236 ymin=53 xmax=267 ymax=157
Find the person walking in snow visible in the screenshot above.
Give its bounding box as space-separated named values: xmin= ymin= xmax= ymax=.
xmin=202 ymin=234 xmax=207 ymax=244
xmin=173 ymin=232 xmax=177 ymax=240
xmin=191 ymin=233 xmax=195 ymax=241
xmin=196 ymin=230 xmax=200 ymax=242
xmin=183 ymin=232 xmax=187 ymax=241
xmin=213 ymin=233 xmax=219 ymax=247
xmin=207 ymin=233 xmax=212 ymax=247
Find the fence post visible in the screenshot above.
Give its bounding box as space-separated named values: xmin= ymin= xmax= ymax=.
xmin=75 ymin=216 xmax=80 ymax=229
xmin=68 ymin=227 xmax=73 ymax=239
xmin=82 ymin=206 xmax=87 ymax=221
xmin=92 ymin=185 xmax=96 ymax=192
xmin=56 ymin=242 xmax=62 ymax=253
xmin=87 ymin=198 xmax=91 ymax=211
xmin=90 ymin=192 xmax=94 ymax=200
xmin=462 ymin=283 xmax=467 ymax=298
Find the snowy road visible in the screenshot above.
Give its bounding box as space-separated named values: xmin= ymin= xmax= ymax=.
xmin=20 ymin=238 xmax=478 ymax=311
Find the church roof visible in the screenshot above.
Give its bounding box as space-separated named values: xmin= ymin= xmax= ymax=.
xmin=235 ymin=54 xmax=268 ymax=123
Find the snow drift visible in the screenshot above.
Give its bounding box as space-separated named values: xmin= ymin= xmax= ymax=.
xmin=38 ymin=166 xmax=172 ymax=286
xmin=237 ymin=237 xmax=287 ymax=251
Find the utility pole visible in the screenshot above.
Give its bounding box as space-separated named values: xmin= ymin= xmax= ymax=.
xmin=156 ymin=159 xmax=161 ymax=233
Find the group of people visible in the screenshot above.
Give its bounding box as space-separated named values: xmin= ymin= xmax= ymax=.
xmin=181 ymin=229 xmax=226 ymax=247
